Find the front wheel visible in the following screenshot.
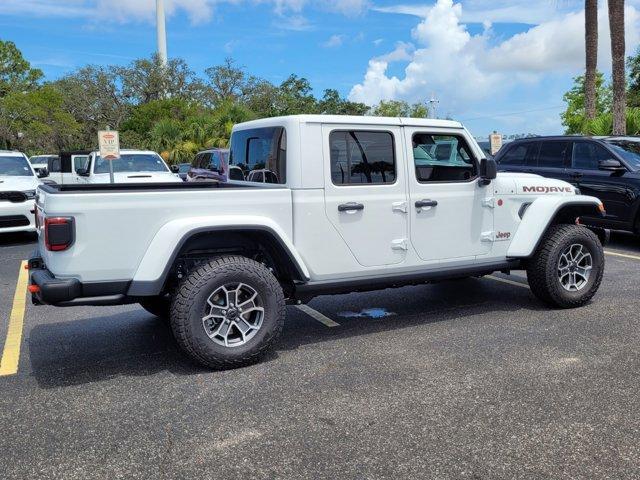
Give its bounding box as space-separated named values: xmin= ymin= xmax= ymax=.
xmin=170 ymin=255 xmax=285 ymax=369
xmin=526 ymin=225 xmax=604 ymax=308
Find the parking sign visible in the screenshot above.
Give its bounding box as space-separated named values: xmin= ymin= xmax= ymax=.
xmin=98 ymin=130 xmax=120 ymax=160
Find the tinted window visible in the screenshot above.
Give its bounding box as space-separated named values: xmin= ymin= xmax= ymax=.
xmin=412 ymin=133 xmax=476 ymax=182
xmin=572 ymin=142 xmax=611 ymax=170
xmin=499 ymin=143 xmax=530 ymax=166
xmin=0 ymin=156 xmax=33 ymax=177
xmin=538 ymin=141 xmax=569 ymax=169
xmin=94 ymin=154 xmax=169 ymax=174
xmin=330 ymin=130 xmax=396 ymax=185
xmin=230 ymin=127 xmax=286 ymax=184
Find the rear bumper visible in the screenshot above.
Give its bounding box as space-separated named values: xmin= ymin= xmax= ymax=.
xmin=28 ymin=256 xmax=133 ymax=306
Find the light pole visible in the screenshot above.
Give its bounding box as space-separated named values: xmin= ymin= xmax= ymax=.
xmin=156 ymin=0 xmax=168 ymax=65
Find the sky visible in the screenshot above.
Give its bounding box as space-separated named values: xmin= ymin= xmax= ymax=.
xmin=1 ymin=0 xmax=640 ymax=136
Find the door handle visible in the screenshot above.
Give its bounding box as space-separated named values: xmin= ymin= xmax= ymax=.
xmin=338 ymin=202 xmax=364 ymax=212
xmin=415 ymin=199 xmax=438 ymax=209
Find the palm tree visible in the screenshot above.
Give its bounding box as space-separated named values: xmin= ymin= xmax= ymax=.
xmin=608 ymin=0 xmax=626 ymax=135
xmin=584 ymin=0 xmax=598 ymax=120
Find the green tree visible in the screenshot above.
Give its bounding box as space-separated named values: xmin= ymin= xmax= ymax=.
xmin=53 ymin=65 xmax=128 ymax=148
xmin=204 ymin=57 xmax=248 ymax=106
xmin=115 ymin=54 xmax=205 ymax=104
xmin=371 ymin=100 xmax=429 ymax=118
xmin=121 ymin=98 xmax=200 ymax=137
xmin=318 ymin=89 xmax=368 ymax=115
xmin=0 ymin=40 xmax=43 ymax=98
xmin=0 ymin=84 xmax=80 ymax=153
xmin=272 ymin=75 xmax=318 ymax=115
xmin=627 ymin=48 xmax=640 ymax=108
xmin=561 ymin=73 xmax=612 ymax=134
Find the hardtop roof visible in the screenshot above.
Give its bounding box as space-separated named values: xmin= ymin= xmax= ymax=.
xmin=233 ymin=114 xmax=463 ymax=131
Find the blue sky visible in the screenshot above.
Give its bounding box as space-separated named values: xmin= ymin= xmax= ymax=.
xmin=1 ymin=0 xmax=640 ymax=137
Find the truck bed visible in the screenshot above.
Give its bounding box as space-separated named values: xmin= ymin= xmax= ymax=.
xmin=36 ymin=181 xmax=294 ymax=284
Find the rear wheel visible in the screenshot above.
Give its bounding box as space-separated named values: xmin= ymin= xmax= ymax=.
xmin=526 ymin=225 xmax=604 ymax=308
xmin=170 ymin=255 xmax=285 ymax=369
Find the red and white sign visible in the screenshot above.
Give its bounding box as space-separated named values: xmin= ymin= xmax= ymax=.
xmin=98 ymin=130 xmax=120 ymax=160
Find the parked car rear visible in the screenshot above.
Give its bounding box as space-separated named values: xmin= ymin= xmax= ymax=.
xmin=495 ymin=136 xmax=640 ymax=234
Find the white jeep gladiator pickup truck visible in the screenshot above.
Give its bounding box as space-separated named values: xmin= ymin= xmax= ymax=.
xmin=29 ymin=115 xmax=606 ymax=369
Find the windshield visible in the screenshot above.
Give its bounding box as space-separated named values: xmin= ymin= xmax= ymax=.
xmin=94 ymin=153 xmax=169 ymax=174
xmin=605 ymin=141 xmax=640 ymax=170
xmin=0 ymin=155 xmax=33 ymax=177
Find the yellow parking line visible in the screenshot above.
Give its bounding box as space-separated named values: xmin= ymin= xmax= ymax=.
xmin=295 ymin=304 xmax=340 ymax=327
xmin=0 ymin=261 xmax=29 ymax=376
xmin=605 ymin=250 xmax=640 ymax=261
xmin=486 ymin=275 xmax=530 ymax=289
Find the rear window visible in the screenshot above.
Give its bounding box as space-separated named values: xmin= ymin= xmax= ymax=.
xmin=329 ymin=130 xmax=396 ymax=185
xmin=538 ymin=141 xmax=569 ymax=169
xmin=229 ymin=127 xmax=286 ymax=184
xmin=498 ymin=142 xmax=538 ymax=167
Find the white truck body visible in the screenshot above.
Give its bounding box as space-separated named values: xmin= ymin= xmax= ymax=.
xmin=30 ymin=116 xmax=606 ymax=368
xmin=0 ymin=151 xmax=40 ymax=233
xmin=34 ymin=116 xmax=601 ymax=286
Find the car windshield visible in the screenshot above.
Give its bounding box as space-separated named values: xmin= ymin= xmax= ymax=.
xmin=94 ymin=153 xmax=169 ymax=174
xmin=0 ymin=155 xmax=33 ymax=177
xmin=605 ymin=141 xmax=640 ymax=170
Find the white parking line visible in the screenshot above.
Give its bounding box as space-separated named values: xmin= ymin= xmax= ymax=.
xmin=605 ymin=250 xmax=640 ymax=261
xmin=295 ymin=304 xmax=340 ymax=328
xmin=486 ymin=275 xmax=530 ymax=289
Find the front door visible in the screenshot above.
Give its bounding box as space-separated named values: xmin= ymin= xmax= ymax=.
xmin=323 ymin=125 xmax=408 ymax=267
xmin=571 ymin=140 xmax=634 ymax=225
xmin=404 ymin=128 xmax=493 ymax=262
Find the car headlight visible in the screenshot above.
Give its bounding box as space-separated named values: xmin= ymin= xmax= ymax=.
xmin=23 ymin=190 xmax=36 ymax=199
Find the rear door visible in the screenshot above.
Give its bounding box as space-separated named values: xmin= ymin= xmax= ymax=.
xmin=322 ymin=125 xmax=408 ymax=267
xmin=533 ymin=140 xmax=572 ymax=184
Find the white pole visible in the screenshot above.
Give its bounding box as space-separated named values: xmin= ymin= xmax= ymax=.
xmin=156 ymin=0 xmax=168 ymax=65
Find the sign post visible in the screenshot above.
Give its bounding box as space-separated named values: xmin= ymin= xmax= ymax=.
xmin=98 ymin=130 xmax=120 ymax=184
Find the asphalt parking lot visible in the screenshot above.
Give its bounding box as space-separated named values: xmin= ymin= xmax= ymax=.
xmin=0 ymin=233 xmax=639 ymax=479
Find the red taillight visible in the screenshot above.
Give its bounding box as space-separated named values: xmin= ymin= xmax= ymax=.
xmin=45 ymin=216 xmax=75 ymax=251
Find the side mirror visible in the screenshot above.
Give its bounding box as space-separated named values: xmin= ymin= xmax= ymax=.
xmin=37 ymin=168 xmax=49 ymax=178
xmin=170 ymin=165 xmax=179 ymax=173
xmin=76 ymin=168 xmax=89 ymax=177
xmin=598 ymin=159 xmax=625 ymax=171
xmin=480 ymin=157 xmax=497 ymax=185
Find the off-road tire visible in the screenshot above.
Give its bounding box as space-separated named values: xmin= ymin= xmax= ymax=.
xmin=526 ymin=224 xmax=604 ymax=308
xmin=139 ymin=296 xmax=171 ymax=319
xmin=170 ymin=255 xmax=285 ymax=369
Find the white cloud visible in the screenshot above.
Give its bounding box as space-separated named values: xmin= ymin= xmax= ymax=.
xmin=350 ymin=0 xmax=640 ymax=110
xmin=322 ymin=34 xmax=346 ymax=48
